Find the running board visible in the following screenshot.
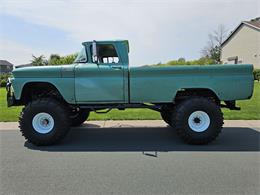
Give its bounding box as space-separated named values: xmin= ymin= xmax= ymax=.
xmin=79 ymin=103 xmax=162 ymax=112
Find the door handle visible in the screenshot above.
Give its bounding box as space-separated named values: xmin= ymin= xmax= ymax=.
xmin=111 ymin=65 xmax=122 ymax=70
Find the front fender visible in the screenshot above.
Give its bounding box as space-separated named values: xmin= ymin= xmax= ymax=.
xmin=12 ymin=78 xmax=76 ymax=104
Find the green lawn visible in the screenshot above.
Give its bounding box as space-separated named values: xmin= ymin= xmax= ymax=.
xmin=0 ymin=82 xmax=259 ymax=122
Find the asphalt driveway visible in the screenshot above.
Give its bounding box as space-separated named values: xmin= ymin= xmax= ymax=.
xmin=0 ymin=120 xmax=259 ymax=195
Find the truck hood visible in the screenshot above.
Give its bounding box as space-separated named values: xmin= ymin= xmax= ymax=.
xmin=12 ymin=64 xmax=75 ymax=78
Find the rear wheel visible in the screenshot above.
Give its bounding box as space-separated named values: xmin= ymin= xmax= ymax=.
xmin=70 ymin=109 xmax=90 ymax=127
xmin=161 ymin=111 xmax=172 ymax=126
xmin=160 ymin=105 xmax=174 ymax=126
xmin=172 ymin=97 xmax=223 ymax=145
xmin=19 ymin=98 xmax=70 ymax=146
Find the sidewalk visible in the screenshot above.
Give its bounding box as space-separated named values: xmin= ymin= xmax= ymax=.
xmin=0 ymin=120 xmax=259 ymax=130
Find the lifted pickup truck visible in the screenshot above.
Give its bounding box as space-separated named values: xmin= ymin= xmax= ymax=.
xmin=6 ymin=40 xmax=254 ymax=146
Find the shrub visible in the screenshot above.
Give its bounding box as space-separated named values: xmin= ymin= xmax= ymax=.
xmin=151 ymin=57 xmax=216 ymax=67
xmin=0 ymin=73 xmax=11 ymax=87
xmin=0 ymin=79 xmax=7 ymax=87
xmin=253 ymin=69 xmax=260 ymax=81
xmin=48 ymin=53 xmax=78 ymax=65
xmin=1 ymin=73 xmax=10 ymax=80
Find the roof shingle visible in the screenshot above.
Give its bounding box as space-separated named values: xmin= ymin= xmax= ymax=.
xmin=221 ymin=17 xmax=260 ymax=47
xmin=243 ymin=17 xmax=260 ymax=29
xmin=0 ymin=60 xmax=13 ymax=66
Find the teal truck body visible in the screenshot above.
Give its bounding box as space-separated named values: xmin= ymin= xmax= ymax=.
xmin=6 ymin=40 xmax=254 ymax=146
xmin=10 ymin=63 xmax=253 ymax=104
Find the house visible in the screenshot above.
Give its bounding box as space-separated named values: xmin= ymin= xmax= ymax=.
xmin=0 ymin=60 xmax=14 ymax=74
xmin=15 ymin=63 xmax=33 ymax=69
xmin=221 ymin=17 xmax=260 ymax=69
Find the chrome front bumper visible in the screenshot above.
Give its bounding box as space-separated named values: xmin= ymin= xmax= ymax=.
xmin=6 ymin=78 xmax=15 ymax=107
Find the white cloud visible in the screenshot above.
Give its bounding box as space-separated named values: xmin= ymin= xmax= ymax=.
xmin=0 ymin=0 xmax=259 ymax=65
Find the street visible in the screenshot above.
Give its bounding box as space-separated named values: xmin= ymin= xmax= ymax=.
xmin=0 ymin=121 xmax=259 ymax=195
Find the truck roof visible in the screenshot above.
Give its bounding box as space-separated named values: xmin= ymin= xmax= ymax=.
xmin=82 ymin=40 xmax=129 ymax=53
xmin=82 ymin=40 xmax=128 ymax=44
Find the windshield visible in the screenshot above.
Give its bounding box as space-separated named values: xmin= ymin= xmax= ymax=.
xmin=74 ymin=47 xmax=87 ymax=63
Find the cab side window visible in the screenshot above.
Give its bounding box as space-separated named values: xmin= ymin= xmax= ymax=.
xmin=92 ymin=44 xmax=119 ymax=64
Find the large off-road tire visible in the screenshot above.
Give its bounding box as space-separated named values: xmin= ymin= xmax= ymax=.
xmin=172 ymin=97 xmax=223 ymax=145
xmin=160 ymin=105 xmax=174 ymax=126
xmin=19 ymin=98 xmax=70 ymax=146
xmin=70 ymin=109 xmax=90 ymax=127
xmin=161 ymin=111 xmax=172 ymax=126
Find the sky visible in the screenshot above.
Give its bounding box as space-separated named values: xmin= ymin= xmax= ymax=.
xmin=0 ymin=0 xmax=259 ymax=66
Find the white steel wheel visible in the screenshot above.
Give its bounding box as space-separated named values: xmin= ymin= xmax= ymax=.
xmin=188 ymin=111 xmax=210 ymax=132
xmin=32 ymin=112 xmax=54 ymax=134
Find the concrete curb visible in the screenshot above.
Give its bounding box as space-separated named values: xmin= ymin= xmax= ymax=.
xmin=0 ymin=120 xmax=259 ymax=130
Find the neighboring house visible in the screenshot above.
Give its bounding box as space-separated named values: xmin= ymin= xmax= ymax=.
xmin=15 ymin=63 xmax=33 ymax=69
xmin=0 ymin=60 xmax=14 ymax=74
xmin=221 ymin=17 xmax=260 ymax=69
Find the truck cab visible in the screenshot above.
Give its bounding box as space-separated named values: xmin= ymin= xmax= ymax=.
xmin=74 ymin=40 xmax=129 ymax=103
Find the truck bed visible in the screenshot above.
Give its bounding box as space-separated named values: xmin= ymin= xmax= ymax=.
xmin=129 ymin=64 xmax=254 ymax=103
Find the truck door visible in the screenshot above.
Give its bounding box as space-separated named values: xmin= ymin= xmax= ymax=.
xmin=75 ymin=43 xmax=125 ymax=103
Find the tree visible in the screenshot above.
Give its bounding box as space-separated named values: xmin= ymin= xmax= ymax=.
xmin=47 ymin=53 xmax=78 ymax=65
xmin=48 ymin=54 xmax=61 ymax=65
xmin=31 ymin=55 xmax=47 ymax=66
xmin=201 ymin=24 xmax=228 ymax=63
xmin=59 ymin=54 xmax=78 ymax=64
xmin=178 ymin=58 xmax=186 ymax=63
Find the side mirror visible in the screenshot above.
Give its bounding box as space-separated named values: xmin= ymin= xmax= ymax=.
xmin=92 ymin=40 xmax=98 ymax=63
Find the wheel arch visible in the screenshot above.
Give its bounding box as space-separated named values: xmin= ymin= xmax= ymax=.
xmin=174 ymin=88 xmax=220 ymax=103
xmin=20 ymin=81 xmax=68 ymax=105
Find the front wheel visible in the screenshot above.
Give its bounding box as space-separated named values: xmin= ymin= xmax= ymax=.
xmin=19 ymin=98 xmax=70 ymax=146
xmin=70 ymin=109 xmax=90 ymax=127
xmin=172 ymin=97 xmax=223 ymax=145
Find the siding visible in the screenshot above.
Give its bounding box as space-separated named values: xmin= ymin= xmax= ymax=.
xmin=0 ymin=65 xmax=13 ymax=74
xmin=221 ymin=25 xmax=260 ymax=69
